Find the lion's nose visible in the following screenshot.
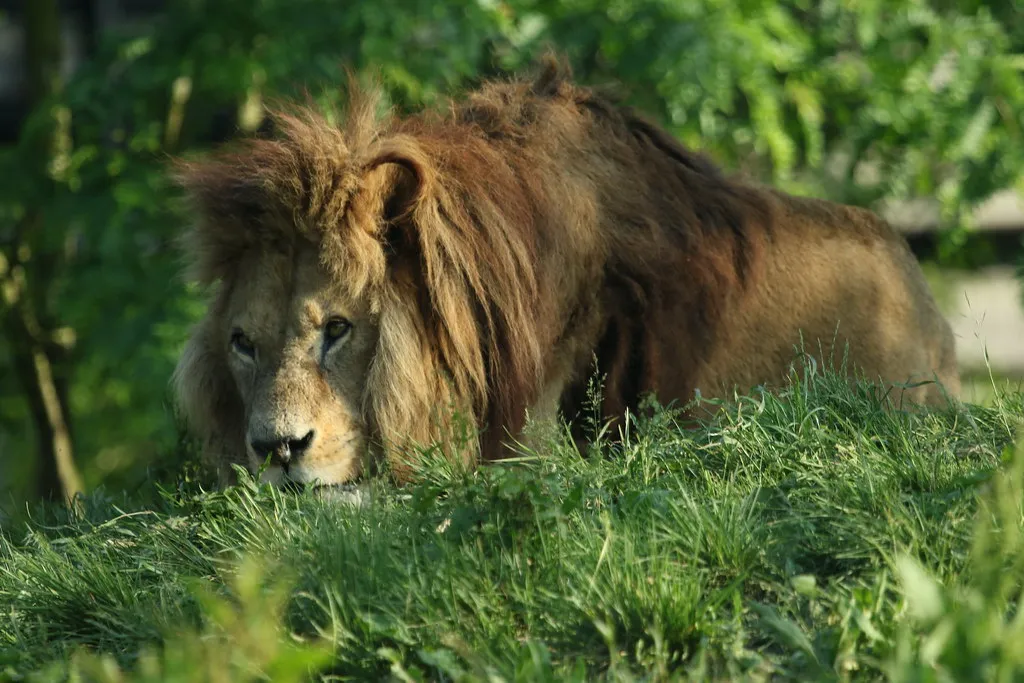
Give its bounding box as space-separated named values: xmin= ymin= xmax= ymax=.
xmin=250 ymin=430 xmax=315 ymax=468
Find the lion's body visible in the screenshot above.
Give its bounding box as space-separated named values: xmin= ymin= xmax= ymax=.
xmin=173 ymin=56 xmax=959 ymax=488
xmin=690 ymin=191 xmax=959 ymax=407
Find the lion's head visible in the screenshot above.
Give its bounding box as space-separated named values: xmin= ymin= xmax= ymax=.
xmin=176 ymin=241 xmax=382 ymax=487
xmin=171 ymin=72 xmax=565 ymax=489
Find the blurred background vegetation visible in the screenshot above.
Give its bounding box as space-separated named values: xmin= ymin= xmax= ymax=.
xmin=0 ymin=0 xmax=1022 ymax=510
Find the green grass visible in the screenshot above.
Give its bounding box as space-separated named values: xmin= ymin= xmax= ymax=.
xmin=2 ymin=371 xmax=1023 ymax=682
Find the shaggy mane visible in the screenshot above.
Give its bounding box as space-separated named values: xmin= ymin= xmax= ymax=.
xmin=173 ymin=54 xmax=774 ymax=477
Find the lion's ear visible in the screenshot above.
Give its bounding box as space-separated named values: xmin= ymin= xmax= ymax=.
xmin=363 ymin=140 xmax=434 ymax=252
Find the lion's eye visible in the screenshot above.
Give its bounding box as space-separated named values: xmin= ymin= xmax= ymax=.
xmin=324 ymin=317 xmax=352 ymax=345
xmin=231 ymin=329 xmax=256 ymax=359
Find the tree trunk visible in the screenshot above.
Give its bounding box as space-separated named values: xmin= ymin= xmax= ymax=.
xmin=6 ymin=0 xmax=86 ymax=505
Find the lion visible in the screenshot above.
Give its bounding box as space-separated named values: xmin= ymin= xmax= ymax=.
xmin=171 ymin=55 xmax=960 ymax=491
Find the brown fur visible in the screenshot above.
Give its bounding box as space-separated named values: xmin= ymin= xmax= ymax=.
xmin=172 ymin=55 xmax=960 ymax=488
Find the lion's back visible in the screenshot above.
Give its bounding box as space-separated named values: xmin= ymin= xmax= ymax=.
xmin=693 ymin=189 xmax=960 ymax=407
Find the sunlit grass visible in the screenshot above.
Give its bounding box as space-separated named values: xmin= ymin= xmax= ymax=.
xmin=1 ymin=369 xmax=1022 ymax=681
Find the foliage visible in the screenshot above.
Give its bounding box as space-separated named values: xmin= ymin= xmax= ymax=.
xmin=1 ymin=0 xmax=1023 ymax=502
xmin=1 ymin=373 xmax=1023 ymax=680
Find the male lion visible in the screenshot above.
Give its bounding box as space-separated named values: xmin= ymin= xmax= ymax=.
xmin=172 ymin=56 xmax=959 ymax=490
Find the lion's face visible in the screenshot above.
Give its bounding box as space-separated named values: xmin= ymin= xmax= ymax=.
xmin=224 ymin=244 xmax=379 ymax=488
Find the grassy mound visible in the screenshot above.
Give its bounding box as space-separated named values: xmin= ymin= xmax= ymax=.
xmin=2 ymin=372 xmax=1023 ymax=682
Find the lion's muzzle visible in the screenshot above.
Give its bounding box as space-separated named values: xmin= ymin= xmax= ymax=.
xmin=249 ymin=429 xmax=315 ymax=471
